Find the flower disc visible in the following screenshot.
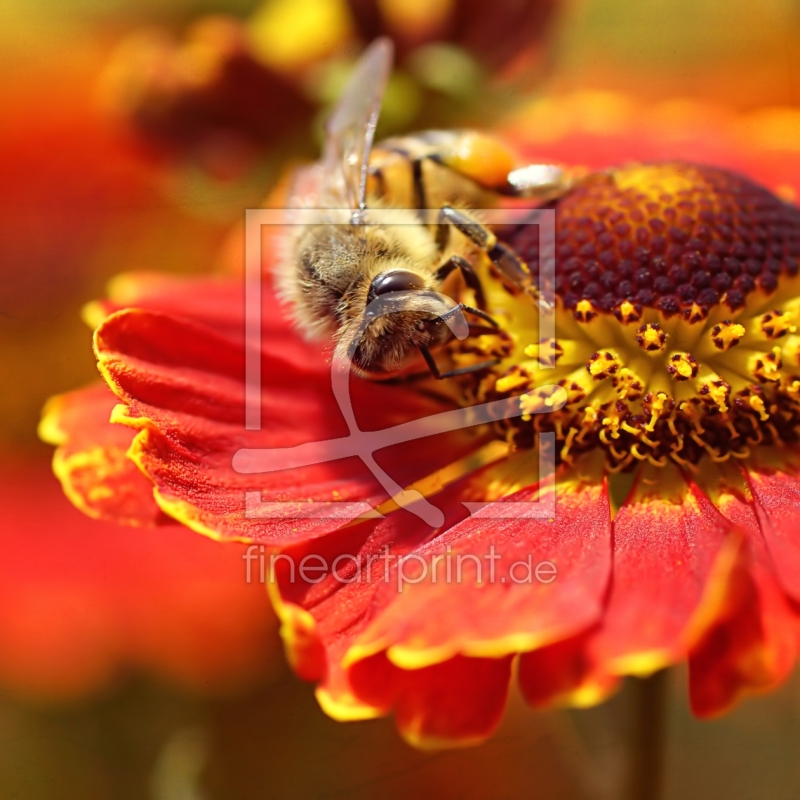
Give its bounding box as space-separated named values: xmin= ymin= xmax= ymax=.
xmin=466 ymin=162 xmax=800 ymax=472
xmin=516 ymin=162 xmax=800 ymax=316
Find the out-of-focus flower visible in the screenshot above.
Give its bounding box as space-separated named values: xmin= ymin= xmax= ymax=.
xmin=0 ymin=38 xmax=233 ymax=452
xmin=547 ymin=0 xmax=800 ymax=112
xmin=247 ymin=0 xmax=355 ymax=72
xmin=0 ymin=58 xmax=152 ymax=318
xmin=0 ymin=12 xmax=281 ymax=705
xmin=43 ymin=98 xmax=800 ymax=745
xmin=101 ymin=15 xmax=316 ymax=179
xmin=0 ymin=454 xmax=279 ymax=701
xmin=345 ymin=0 xmax=560 ymax=78
xmin=99 ymin=0 xmax=564 ymax=179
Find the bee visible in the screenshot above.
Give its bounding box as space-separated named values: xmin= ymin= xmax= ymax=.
xmin=277 ymin=38 xmax=574 ymax=380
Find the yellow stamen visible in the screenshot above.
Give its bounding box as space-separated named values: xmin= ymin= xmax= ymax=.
xmin=710 ymin=320 xmax=745 ymax=351
xmin=667 ymin=352 xmax=698 ymax=381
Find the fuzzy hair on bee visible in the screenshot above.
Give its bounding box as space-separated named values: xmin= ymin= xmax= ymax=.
xmin=275 ymin=38 xmax=573 ymax=381
xmin=278 ymin=205 xmax=452 ymax=375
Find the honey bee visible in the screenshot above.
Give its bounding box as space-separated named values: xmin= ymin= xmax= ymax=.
xmin=277 ymin=38 xmax=574 ymax=380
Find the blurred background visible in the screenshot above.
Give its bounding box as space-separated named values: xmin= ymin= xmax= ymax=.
xmin=1 ymin=0 xmax=800 ymax=797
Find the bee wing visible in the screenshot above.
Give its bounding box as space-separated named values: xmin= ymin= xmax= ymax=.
xmin=283 ymin=163 xmax=349 ymax=228
xmin=321 ymin=37 xmax=393 ymax=213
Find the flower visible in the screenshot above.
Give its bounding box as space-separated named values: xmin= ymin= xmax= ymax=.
xmin=0 ymin=454 xmax=279 ymax=701
xmin=344 ymin=0 xmax=560 ymax=76
xmin=101 ymin=15 xmax=315 ymax=179
xmin=98 ymin=0 xmax=564 ymax=181
xmin=44 ymin=95 xmax=800 ymax=746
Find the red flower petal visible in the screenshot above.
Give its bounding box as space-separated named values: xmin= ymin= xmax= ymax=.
xmin=590 ymin=466 xmax=731 ymax=674
xmin=273 ymin=463 xmax=614 ymax=738
xmin=93 ymin=296 xmax=487 ymax=543
xmin=685 ymin=465 xmax=798 ymax=715
xmin=743 ymin=460 xmax=800 ymax=603
xmin=273 ymin=481 xmax=476 ymax=722
xmin=39 ymin=382 xmax=167 ymax=526
xmin=518 ymin=630 xmax=619 ymax=709
xmin=688 ymin=534 xmax=797 ymax=716
xmin=348 ymin=652 xmax=514 ymax=748
xmin=345 ymin=469 xmax=612 ymax=668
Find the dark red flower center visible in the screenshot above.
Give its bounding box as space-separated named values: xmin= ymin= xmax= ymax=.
xmin=450 ymin=162 xmax=800 ymax=472
xmin=513 ymin=162 xmax=800 ymax=318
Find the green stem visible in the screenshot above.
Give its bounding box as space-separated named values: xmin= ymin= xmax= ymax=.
xmin=625 ymin=670 xmax=669 ymax=800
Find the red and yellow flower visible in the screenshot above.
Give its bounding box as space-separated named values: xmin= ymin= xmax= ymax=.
xmin=43 ymin=94 xmax=800 ymax=745
xmin=101 ymin=15 xmax=315 ymax=179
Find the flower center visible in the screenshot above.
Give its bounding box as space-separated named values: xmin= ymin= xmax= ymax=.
xmin=456 ymin=162 xmax=800 ymax=472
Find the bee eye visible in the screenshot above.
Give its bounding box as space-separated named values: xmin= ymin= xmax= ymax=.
xmin=367 ymin=270 xmax=425 ymax=304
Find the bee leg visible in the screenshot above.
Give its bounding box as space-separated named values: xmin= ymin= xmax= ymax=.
xmin=435 ymin=255 xmax=487 ymax=309
xmin=418 ymin=344 xmax=499 ymax=380
xmin=439 ymin=206 xmax=553 ymax=313
xmin=438 ymin=206 xmax=494 ymax=250
xmin=417 ymin=303 xmax=506 ymax=380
